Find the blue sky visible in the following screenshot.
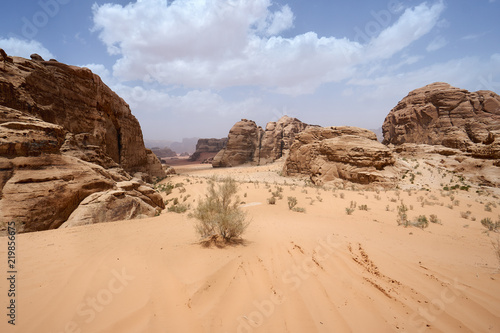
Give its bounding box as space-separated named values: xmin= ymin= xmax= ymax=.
xmin=1 ymin=0 xmax=499 ymax=141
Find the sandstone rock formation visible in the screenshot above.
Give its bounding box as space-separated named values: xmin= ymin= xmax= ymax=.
xmin=284 ymin=126 xmax=398 ymax=185
xmin=382 ymin=82 xmax=500 ymax=159
xmin=213 ymin=116 xmax=313 ymax=167
xmin=190 ymin=138 xmax=227 ymax=162
xmin=213 ymin=119 xmax=262 ymax=167
xmin=0 ymin=51 xmax=165 ymax=233
xmin=151 ymin=146 xmax=177 ymax=159
xmin=259 ymin=115 xmax=312 ymax=164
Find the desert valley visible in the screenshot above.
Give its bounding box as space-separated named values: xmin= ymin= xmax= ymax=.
xmin=1 ymin=51 xmax=500 ymax=333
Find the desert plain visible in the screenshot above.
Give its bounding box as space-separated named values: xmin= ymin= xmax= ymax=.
xmin=1 ymin=157 xmax=499 ymax=333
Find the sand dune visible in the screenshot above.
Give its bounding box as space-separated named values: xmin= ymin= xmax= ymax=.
xmin=1 ymin=162 xmax=500 ymax=333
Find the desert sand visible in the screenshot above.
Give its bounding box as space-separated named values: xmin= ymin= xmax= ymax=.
xmin=1 ymin=159 xmax=500 ymax=333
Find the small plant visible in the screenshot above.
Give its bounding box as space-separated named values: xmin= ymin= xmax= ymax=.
xmin=168 ymin=204 xmax=189 ymax=213
xmin=340 ymin=193 xmax=345 ymax=199
xmin=190 ymin=177 xmax=249 ymax=242
xmin=292 ymin=207 xmax=306 ymax=213
xmin=316 ymin=195 xmax=323 ymax=203
xmin=397 ymin=202 xmax=409 ymax=227
xmin=460 ymin=211 xmax=471 ymax=219
xmin=267 ymin=197 xmax=276 ymax=205
xmin=429 ymin=214 xmax=441 ymax=224
xmin=413 ymin=215 xmax=429 ymax=229
xmin=481 ymin=217 xmax=499 ymax=232
xmin=287 ymin=197 xmax=298 ymax=210
xmin=345 ymin=207 xmax=355 ymax=215
xmin=358 ymin=204 xmax=369 ymax=211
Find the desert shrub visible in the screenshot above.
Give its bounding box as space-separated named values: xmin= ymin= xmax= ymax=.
xmin=340 ymin=193 xmax=345 ymax=199
xmin=168 ymin=204 xmax=189 ymax=213
xmin=429 ymin=214 xmax=441 ymax=224
xmin=287 ymin=197 xmax=298 ymax=210
xmin=481 ymin=217 xmax=500 ymax=232
xmin=316 ymin=195 xmax=323 ymax=203
xmin=267 ymin=197 xmax=276 ymax=205
xmin=460 ymin=211 xmax=471 ymax=219
xmin=345 ymin=207 xmax=354 ymax=215
xmin=190 ymin=177 xmax=249 ymax=241
xmin=397 ymin=202 xmax=409 ymax=227
xmin=492 ymin=238 xmax=500 ymax=269
xmin=272 ymin=190 xmax=283 ymax=200
xmin=358 ymin=204 xmax=369 ymax=211
xmin=413 ymin=215 xmax=429 ymax=229
xmin=292 ymin=207 xmax=306 ymax=213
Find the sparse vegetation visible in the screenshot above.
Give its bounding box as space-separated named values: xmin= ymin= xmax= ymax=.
xmin=267 ymin=197 xmax=276 ymax=205
xmin=190 ymin=177 xmax=249 ymax=242
xmin=287 ymin=196 xmax=297 ymax=210
xmin=397 ymin=202 xmax=409 ymax=227
xmin=481 ymin=217 xmax=500 ymax=232
xmin=429 ymin=214 xmax=441 ymax=224
xmin=345 ymin=207 xmax=354 ymax=215
xmin=413 ymin=215 xmax=429 ymax=229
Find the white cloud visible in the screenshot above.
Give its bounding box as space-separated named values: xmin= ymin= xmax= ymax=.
xmin=91 ymin=0 xmax=445 ymax=95
xmin=426 ymin=35 xmax=448 ymax=52
xmin=366 ymin=1 xmax=445 ymax=59
xmin=0 ymin=37 xmax=54 ymax=60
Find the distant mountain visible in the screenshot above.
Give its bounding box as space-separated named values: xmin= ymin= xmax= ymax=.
xmin=144 ymin=138 xmax=199 ymax=154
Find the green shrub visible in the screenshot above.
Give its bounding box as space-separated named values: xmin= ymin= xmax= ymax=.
xmin=345 ymin=207 xmax=354 ymax=215
xmin=190 ymin=177 xmax=249 ymax=241
xmin=268 ymin=197 xmax=276 ymax=205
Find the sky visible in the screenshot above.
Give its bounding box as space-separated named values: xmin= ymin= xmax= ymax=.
xmin=1 ymin=0 xmax=499 ymax=142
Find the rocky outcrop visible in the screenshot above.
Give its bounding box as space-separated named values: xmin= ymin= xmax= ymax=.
xmin=190 ymin=138 xmax=227 ymax=162
xmin=0 ymin=51 xmax=165 ymax=233
xmin=382 ymin=82 xmax=500 ymax=159
xmin=212 ymin=116 xmax=314 ymax=167
xmin=284 ymin=127 xmax=398 ymax=185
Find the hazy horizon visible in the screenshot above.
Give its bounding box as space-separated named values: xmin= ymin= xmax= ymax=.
xmin=1 ymin=0 xmax=499 ymax=141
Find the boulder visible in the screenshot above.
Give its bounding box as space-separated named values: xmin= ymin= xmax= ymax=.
xmin=284 ymin=126 xmax=398 ymax=185
xmin=382 ymin=82 xmax=500 ymax=159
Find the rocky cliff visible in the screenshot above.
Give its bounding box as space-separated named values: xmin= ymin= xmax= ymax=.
xmin=382 ymin=82 xmax=500 ymax=159
xmin=0 ymin=51 xmax=165 ymax=233
xmin=212 ymin=116 xmax=313 ymax=167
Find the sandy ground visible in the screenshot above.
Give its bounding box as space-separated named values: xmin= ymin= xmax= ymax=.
xmin=1 ymin=159 xmax=500 ymax=333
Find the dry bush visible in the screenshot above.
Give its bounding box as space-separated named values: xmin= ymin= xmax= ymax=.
xmin=190 ymin=177 xmax=249 ymax=242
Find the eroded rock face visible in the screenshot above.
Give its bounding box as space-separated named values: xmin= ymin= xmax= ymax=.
xmin=259 ymin=116 xmax=312 ymax=164
xmin=382 ymin=82 xmax=500 ymax=159
xmin=0 ymin=51 xmax=165 ymax=232
xmin=284 ymin=127 xmax=398 ymax=185
xmin=0 ymin=51 xmax=164 ymax=177
xmin=212 ymin=116 xmax=314 ymax=167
